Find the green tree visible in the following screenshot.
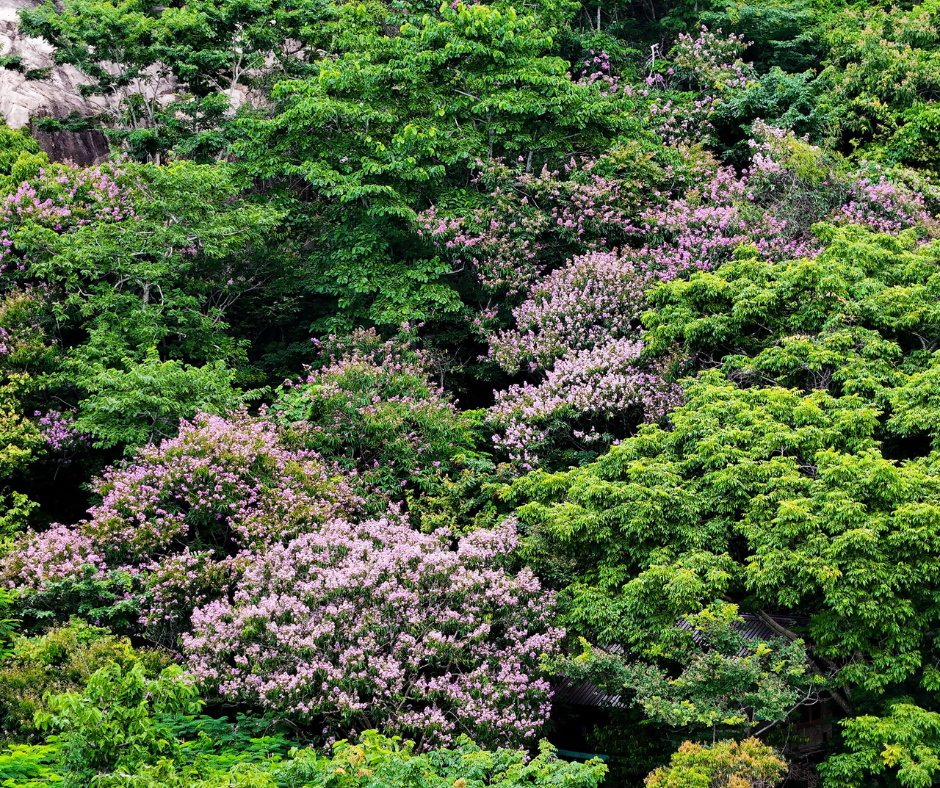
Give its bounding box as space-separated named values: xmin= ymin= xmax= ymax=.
xmin=0 ymin=621 xmax=170 ymax=739
xmin=510 ymin=226 xmax=940 ymax=723
xmin=74 ymin=347 xmax=259 ymax=450
xmin=0 ymin=589 xmax=19 ymax=662
xmin=3 ymin=161 xmax=283 ymax=449
xmin=555 ymin=603 xmax=815 ymax=742
xmin=19 ymin=0 xmax=330 ymax=162
xmin=0 ymin=373 xmax=44 ymax=556
xmin=0 ymin=124 xmax=47 ymax=194
xmin=816 ymin=0 xmax=940 ymax=163
xmin=0 ymin=742 xmax=60 ymax=787
xmin=0 ymin=375 xmax=44 ymax=480
xmin=276 ymin=731 xmax=608 ymax=788
xmin=10 ymin=162 xmax=281 ymax=369
xmin=820 ymin=703 xmax=940 ymax=788
xmin=508 ymin=373 xmax=902 ymax=694
xmin=235 ymin=0 xmax=638 ymax=326
xmin=34 ymin=663 xmax=201 ymax=787
xmin=272 ymin=328 xmax=494 ymax=521
xmin=644 ymin=738 xmax=786 ymax=788
xmin=643 ymin=225 xmax=940 ymax=414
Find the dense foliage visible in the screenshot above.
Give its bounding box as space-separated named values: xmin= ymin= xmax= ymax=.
xmin=4 ymin=0 xmax=940 ymax=784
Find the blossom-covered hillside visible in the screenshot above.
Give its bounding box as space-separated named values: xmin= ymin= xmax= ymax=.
xmin=2 ymin=1 xmax=940 ymax=786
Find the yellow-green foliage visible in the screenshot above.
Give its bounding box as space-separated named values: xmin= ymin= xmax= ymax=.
xmin=0 ymin=124 xmax=48 ymax=195
xmin=818 ymin=0 xmax=940 ymax=165
xmin=0 ymin=375 xmax=44 ymax=481
xmin=644 ymin=739 xmax=786 ymax=788
xmin=0 ymin=290 xmax=54 ymax=374
xmin=0 ymin=621 xmax=170 ymax=738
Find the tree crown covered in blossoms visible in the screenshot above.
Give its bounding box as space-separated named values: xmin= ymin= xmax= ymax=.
xmin=183 ymin=516 xmax=563 ymax=749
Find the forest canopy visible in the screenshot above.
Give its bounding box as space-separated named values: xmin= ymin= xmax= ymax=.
xmin=2 ymin=0 xmax=940 ymax=785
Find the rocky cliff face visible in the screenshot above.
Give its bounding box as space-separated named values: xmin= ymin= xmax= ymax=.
xmin=1 ymin=0 xmax=109 ymax=126
xmin=1 ymin=0 xmax=120 ymax=162
xmin=2 ymin=0 xmax=261 ymax=163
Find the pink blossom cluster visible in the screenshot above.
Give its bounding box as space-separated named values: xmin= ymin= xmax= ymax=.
xmin=35 ymin=411 xmax=89 ymax=459
xmin=478 ymin=158 xmax=813 ymax=463
xmin=1 ymin=162 xmax=137 ymax=228
xmin=632 ymin=163 xmax=817 ymax=267
xmin=669 ymin=26 xmax=753 ymax=91
xmin=648 ymin=94 xmax=722 ymax=146
xmin=1 ymin=411 xmax=362 ymax=637
xmin=488 ymin=251 xmax=646 ymax=372
xmin=287 ymin=332 xmax=450 ymax=419
xmin=0 ymin=326 xmax=14 ymax=357
xmin=489 ymin=338 xmax=682 ymax=467
xmin=417 ymin=201 xmax=548 ymax=293
xmin=835 ymin=169 xmax=931 ymax=234
xmin=634 ymin=169 xmax=750 ymax=276
xmin=747 ymin=122 xmax=932 ymax=237
xmin=417 ymin=158 xmax=639 ymax=293
xmin=418 ymin=215 xmax=514 ymax=292
xmin=426 ymin=152 xmax=821 ymax=465
xmin=84 ymin=410 xmax=358 ymax=559
xmin=574 ymin=50 xmax=629 ymax=98
xmin=0 ymin=162 xmax=139 ymax=274
xmin=426 ymin=119 xmax=931 ymax=469
xmin=0 ymin=322 xmax=37 ymax=357
xmin=0 ymin=287 xmax=48 ymax=360
xmin=543 ymin=162 xmax=639 ymax=243
xmin=644 ymin=27 xmax=753 ymax=146
xmin=745 ymin=122 xmax=837 ymax=223
xmin=426 ymin=146 xmax=815 ymax=324
xmin=3 ymin=409 xmax=565 ymax=747
xmin=747 ymin=120 xmax=802 ymax=179
xmin=182 ymin=517 xmax=562 ymax=749
xmin=577 ymin=49 xmax=612 ymax=80
xmin=140 ymin=548 xmax=232 ymax=645
xmin=2 ymin=523 xmax=105 ymax=589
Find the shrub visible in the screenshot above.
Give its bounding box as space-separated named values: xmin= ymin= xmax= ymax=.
xmin=0 ymin=621 xmax=169 ymax=738
xmin=276 ymin=730 xmax=608 ymax=788
xmin=1 ymin=411 xmax=361 ymax=645
xmin=73 ymin=347 xmax=258 ymax=451
xmin=183 ymin=517 xmax=563 ymax=749
xmin=273 ymin=329 xmax=482 ymax=504
xmin=34 ymin=663 xmax=201 ymax=788
xmin=644 ymin=739 xmax=786 ymax=788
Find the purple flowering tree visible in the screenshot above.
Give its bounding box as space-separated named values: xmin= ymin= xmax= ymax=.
xmin=0 ymin=161 xmax=138 ymax=244
xmin=2 ymin=410 xmax=361 ymax=644
xmin=489 ymin=338 xmax=681 ymax=468
xmin=2 ymin=409 xmax=565 ymax=751
xmin=835 ymin=167 xmax=932 ymax=233
xmin=182 ymin=517 xmax=563 ymax=749
xmin=273 ymin=329 xmax=480 ymax=504
xmin=418 ymin=119 xmax=935 ymax=469
xmin=669 ymin=26 xmax=753 ymax=92
xmin=488 ymin=251 xmax=647 ymax=373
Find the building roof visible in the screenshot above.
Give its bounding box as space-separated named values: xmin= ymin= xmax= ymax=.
xmin=678 ymin=613 xmax=807 ymax=657
xmin=554 ymin=614 xmax=806 ymax=708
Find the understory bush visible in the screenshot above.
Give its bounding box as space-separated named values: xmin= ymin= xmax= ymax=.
xmin=183 ymin=517 xmax=563 ymax=749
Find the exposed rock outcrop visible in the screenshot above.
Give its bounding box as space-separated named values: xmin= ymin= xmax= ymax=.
xmin=30 ymin=125 xmax=110 ymax=165
xmin=2 ymin=0 xmax=262 ymax=163
xmin=0 ymin=0 xmax=116 ymax=126
xmin=0 ymin=0 xmax=167 ymax=162
xmin=1 ymin=0 xmax=117 ymax=161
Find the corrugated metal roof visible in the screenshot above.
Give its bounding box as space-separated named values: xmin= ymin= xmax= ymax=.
xmin=554 ymin=675 xmax=628 ymax=709
xmin=678 ymin=614 xmax=806 ymax=657
xmin=554 ymin=614 xmax=804 ymax=708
